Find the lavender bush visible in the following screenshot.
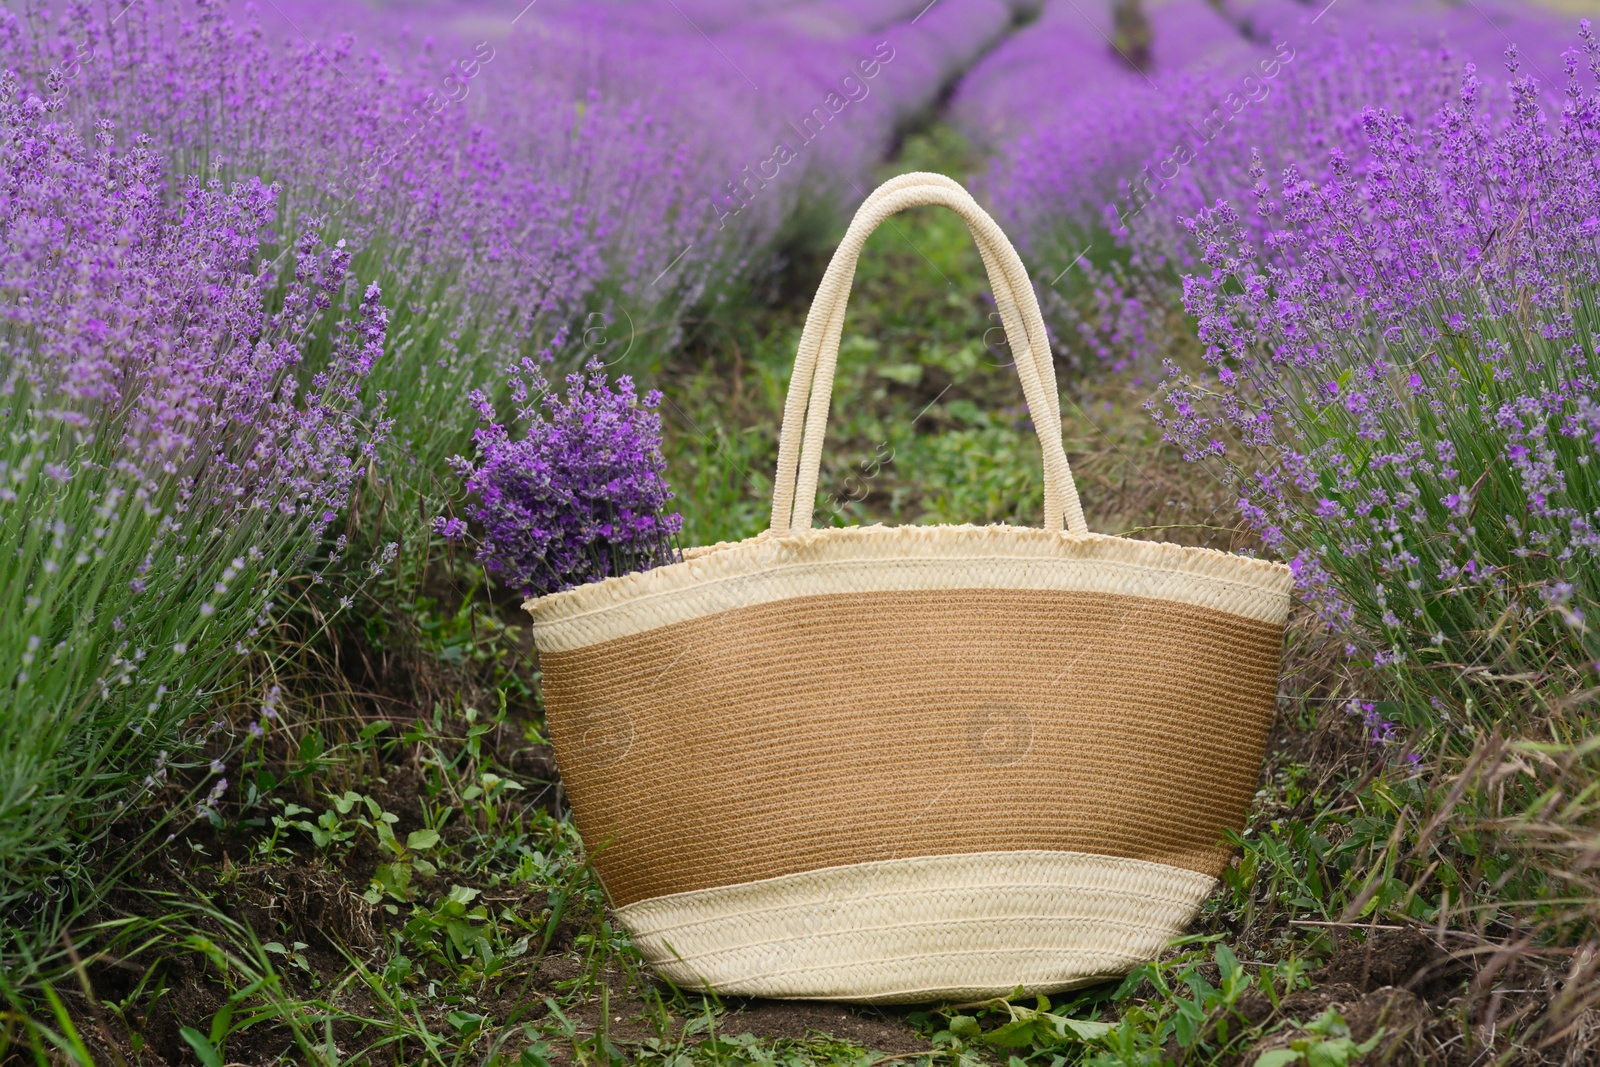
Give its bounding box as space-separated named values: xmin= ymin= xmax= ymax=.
xmin=980 ymin=1 xmax=1579 ymax=373
xmin=1 ymin=0 xmax=1037 ymax=600
xmin=446 ymin=359 xmax=682 ymax=598
xmin=6 ymin=0 xmax=716 ymax=515
xmin=1154 ymin=41 xmax=1600 ymax=738
xmin=0 ymin=68 xmax=386 ymax=959
xmin=0 ymin=0 xmax=1049 ymax=977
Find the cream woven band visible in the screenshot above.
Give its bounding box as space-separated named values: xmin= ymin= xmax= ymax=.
xmin=619 ymin=850 xmax=1215 ymax=1003
xmin=528 ymin=523 xmax=1291 ymax=653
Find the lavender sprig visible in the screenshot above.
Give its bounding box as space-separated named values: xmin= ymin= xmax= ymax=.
xmin=445 ymin=358 xmax=683 ymax=598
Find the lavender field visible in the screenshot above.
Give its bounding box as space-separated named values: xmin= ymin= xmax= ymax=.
xmin=1 ymin=0 xmax=1598 ymax=1063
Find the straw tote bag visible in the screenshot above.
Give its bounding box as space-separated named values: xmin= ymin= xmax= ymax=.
xmin=526 ymin=172 xmax=1293 ymax=1003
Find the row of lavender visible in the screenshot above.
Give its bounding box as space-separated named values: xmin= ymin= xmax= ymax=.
xmin=967 ymin=0 xmax=1599 ymax=740
xmin=0 ymin=0 xmax=1032 ymax=967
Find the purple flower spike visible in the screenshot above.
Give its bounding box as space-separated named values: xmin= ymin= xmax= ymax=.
xmin=453 ymin=358 xmax=682 ymax=597
xmin=434 ymin=517 xmax=469 ymax=540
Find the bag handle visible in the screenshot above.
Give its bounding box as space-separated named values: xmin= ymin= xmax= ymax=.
xmin=768 ymin=172 xmax=1089 ymax=536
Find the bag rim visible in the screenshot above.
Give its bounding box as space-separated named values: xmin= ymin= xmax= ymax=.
xmin=526 ymin=523 xmax=1292 ymax=652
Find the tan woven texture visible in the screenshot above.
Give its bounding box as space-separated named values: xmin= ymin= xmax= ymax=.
xmin=541 ymin=584 xmax=1283 ymax=906
xmin=617 ymin=851 xmax=1216 ymax=1003
xmin=525 ymin=174 xmax=1293 ymax=1000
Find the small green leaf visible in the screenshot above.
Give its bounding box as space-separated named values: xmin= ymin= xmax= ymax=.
xmin=1215 ymin=942 xmax=1243 ymax=984
xmin=180 ymin=1027 xmax=225 ymax=1067
xmin=948 ymin=1015 xmax=981 ymax=1040
xmin=1254 ymin=1051 xmax=1302 ymax=1067
xmin=1355 ymin=1030 xmax=1385 ymax=1055
xmin=1058 ymin=1018 xmax=1114 ymax=1041
xmin=406 ymin=828 xmax=440 ymax=851
xmin=1306 ymin=1039 xmax=1365 ymax=1067
xmin=984 ymin=1018 xmax=1041 ymax=1048
xmin=208 ymin=998 xmax=234 ymax=1047
xmin=359 ymin=720 xmax=393 ymax=742
xmin=877 ymin=362 xmax=924 ymax=385
xmin=378 ymin=862 xmax=409 ymax=887
xmin=1173 ymin=995 xmax=1207 ymax=1046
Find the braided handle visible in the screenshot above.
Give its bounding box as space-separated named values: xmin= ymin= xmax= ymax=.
xmin=768 ymin=172 xmax=1088 ymax=536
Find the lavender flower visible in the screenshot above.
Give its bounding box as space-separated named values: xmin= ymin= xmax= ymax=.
xmin=0 ymin=50 xmax=384 ymax=943
xmin=980 ymin=4 xmax=1580 ymax=373
xmin=451 ymin=359 xmax=683 ymax=597
xmin=1147 ymin=34 xmax=1600 ymax=732
xmin=1348 ymin=700 xmax=1398 ymax=747
xmin=434 ymin=517 xmax=468 ymax=540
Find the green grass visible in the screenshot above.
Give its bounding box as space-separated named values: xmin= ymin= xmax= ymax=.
xmin=6 ymin=126 xmax=1597 ymax=1067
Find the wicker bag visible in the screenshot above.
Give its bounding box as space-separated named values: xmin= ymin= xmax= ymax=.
xmin=526 ymin=173 xmax=1292 ymax=1004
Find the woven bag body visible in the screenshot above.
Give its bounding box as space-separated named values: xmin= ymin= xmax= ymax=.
xmin=527 ymin=174 xmax=1292 ymax=1004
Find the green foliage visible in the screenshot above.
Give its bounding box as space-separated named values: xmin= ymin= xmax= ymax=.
xmin=663 ymin=128 xmax=1050 ymax=545
xmin=1252 ymin=1010 xmax=1383 ymax=1067
xmin=917 ymin=939 xmax=1318 ymax=1065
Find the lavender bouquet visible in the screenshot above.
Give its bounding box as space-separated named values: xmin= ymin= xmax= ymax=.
xmin=444 ymin=359 xmax=683 ymax=598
